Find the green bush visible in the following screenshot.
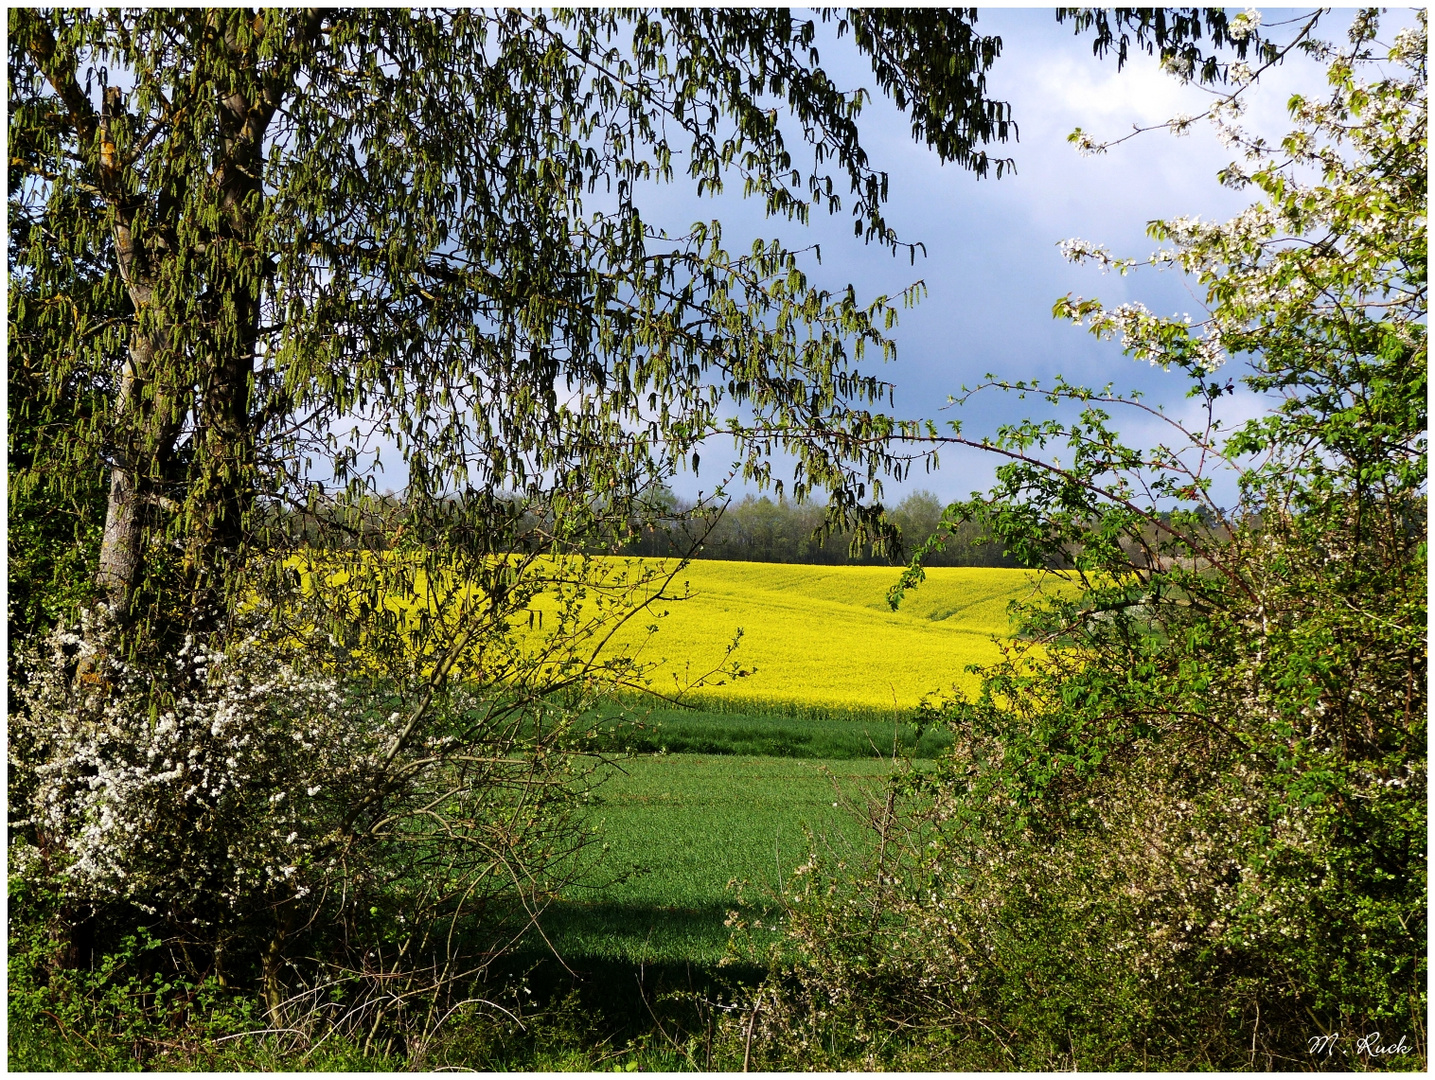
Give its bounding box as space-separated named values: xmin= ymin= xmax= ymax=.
xmin=732 ymin=13 xmax=1427 ymax=1070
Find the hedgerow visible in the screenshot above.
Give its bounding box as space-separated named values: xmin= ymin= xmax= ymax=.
xmin=731 ymin=12 xmax=1426 ymax=1070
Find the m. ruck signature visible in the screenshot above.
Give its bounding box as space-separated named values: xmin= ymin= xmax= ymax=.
xmin=1308 ymin=1032 xmax=1412 ymax=1058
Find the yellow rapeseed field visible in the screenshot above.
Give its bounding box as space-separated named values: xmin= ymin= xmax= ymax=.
xmin=288 ymin=553 xmax=1053 ymax=711
xmin=588 ymin=560 xmax=1047 ymax=711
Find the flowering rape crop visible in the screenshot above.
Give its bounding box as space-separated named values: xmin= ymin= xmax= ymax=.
xmin=286 ymin=554 xmax=1051 ymax=712
xmin=579 ymin=560 xmax=1046 ymax=711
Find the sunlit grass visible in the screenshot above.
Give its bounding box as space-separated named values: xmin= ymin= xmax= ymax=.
xmin=541 ymin=754 xmax=900 ymax=965
xmin=579 ymin=701 xmax=954 ymax=758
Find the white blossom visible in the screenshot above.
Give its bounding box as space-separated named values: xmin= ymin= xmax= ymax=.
xmin=1227 ymin=9 xmax=1261 ymax=43
xmin=9 ymin=611 xmax=374 ymax=919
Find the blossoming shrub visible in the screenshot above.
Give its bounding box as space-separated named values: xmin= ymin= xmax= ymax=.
xmin=8 ymin=604 xmax=596 ymax=1060
xmin=726 ymin=12 xmax=1426 ymax=1069
xmin=13 ymin=614 xmax=362 ymax=922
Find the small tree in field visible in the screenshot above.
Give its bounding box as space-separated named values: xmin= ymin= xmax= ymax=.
xmin=737 ymin=11 xmax=1426 ymax=1069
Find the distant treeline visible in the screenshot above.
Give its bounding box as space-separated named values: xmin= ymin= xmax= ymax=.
xmin=621 ymin=491 xmax=1022 ymax=568
xmin=264 ymin=489 xmax=1023 ymax=568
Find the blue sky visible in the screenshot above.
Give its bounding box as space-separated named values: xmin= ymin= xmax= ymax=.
xmin=654 ymin=8 xmax=1364 ymax=508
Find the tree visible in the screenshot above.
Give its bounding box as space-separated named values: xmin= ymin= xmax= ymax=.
xmin=737 ymin=10 xmax=1426 ymax=1068
xmin=7 ymin=8 xmax=1020 ymax=640
xmin=10 ymin=8 xmax=1276 ymax=641
xmin=9 ymin=6 xmax=1025 ymax=1058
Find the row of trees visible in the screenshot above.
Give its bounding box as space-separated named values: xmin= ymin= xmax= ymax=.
xmin=619 ymin=489 xmax=1021 ymax=566
xmin=230 ymin=488 xmax=1020 ymax=567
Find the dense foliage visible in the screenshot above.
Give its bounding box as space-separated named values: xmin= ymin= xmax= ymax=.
xmin=737 ymin=11 xmax=1426 ymax=1069
xmin=6 ymin=7 xmax=1017 ymax=1065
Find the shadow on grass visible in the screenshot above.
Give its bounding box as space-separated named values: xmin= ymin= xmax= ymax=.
xmin=458 ymin=903 xmax=770 ymax=1069
xmin=519 ymin=900 xmax=755 ymax=969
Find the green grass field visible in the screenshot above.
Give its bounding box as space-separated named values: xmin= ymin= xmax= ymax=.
xmin=542 ymin=754 xmax=900 ymax=966
xmin=528 ymin=563 xmax=1042 ymax=974
xmin=579 ymin=701 xmax=955 ymax=758
xmin=298 ymin=559 xmax=1042 ymax=1002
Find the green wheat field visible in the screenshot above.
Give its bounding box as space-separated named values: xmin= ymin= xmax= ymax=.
xmin=527 ymin=561 xmax=1047 ymax=969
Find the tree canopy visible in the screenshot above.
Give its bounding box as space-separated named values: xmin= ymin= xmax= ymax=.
xmin=8 ymin=8 xmax=1021 ymax=646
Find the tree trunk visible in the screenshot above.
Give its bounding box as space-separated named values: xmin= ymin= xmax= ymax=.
xmin=93 ymin=13 xmax=296 ymax=627
xmin=95 ymin=416 xmax=144 ymax=617
xmin=96 ymin=327 xmax=182 ymax=619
